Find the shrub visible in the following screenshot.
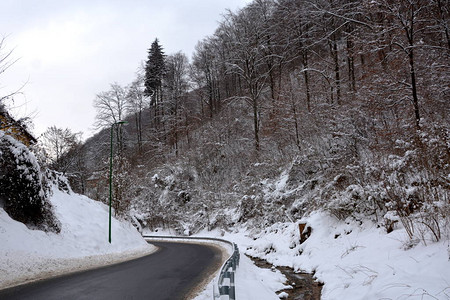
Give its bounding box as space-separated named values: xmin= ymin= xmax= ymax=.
xmin=0 ymin=132 xmax=60 ymax=232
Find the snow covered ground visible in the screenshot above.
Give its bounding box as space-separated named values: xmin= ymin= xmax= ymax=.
xmin=0 ymin=188 xmax=155 ymax=290
xmin=191 ymin=252 xmax=289 ymax=300
xmin=183 ymin=211 xmax=450 ymax=300
xmin=2 ymin=186 xmax=448 ymax=299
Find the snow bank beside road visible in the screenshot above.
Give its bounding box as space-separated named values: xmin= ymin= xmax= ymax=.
xmin=0 ymin=188 xmax=155 ymax=290
xmin=243 ymin=211 xmax=450 ymax=300
xmin=187 ymin=211 xmax=450 ymax=299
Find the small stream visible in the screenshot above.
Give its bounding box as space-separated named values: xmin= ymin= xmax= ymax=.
xmin=249 ymin=256 xmax=322 ymax=300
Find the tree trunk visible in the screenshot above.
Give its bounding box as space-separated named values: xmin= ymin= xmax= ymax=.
xmin=302 ymin=50 xmax=311 ymax=112
xmin=291 ymin=91 xmax=301 ymax=151
xmin=346 ymin=35 xmax=356 ymax=93
xmin=404 ymin=3 xmax=421 ymax=129
xmin=436 ymin=0 xmax=450 ymax=50
xmin=331 ymin=34 xmax=341 ymax=105
xmin=408 ymin=49 xmax=421 ymax=129
xmin=252 ymin=91 xmax=260 ymax=152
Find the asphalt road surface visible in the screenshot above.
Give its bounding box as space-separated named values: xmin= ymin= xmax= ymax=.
xmin=0 ymin=241 xmax=222 ymax=300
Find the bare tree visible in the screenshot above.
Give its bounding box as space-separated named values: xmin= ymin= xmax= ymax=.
xmin=93 ymin=82 xmax=129 ymax=151
xmin=273 ymin=0 xmax=317 ymax=111
xmin=127 ymin=73 xmax=148 ymax=153
xmin=222 ymin=3 xmax=276 ymax=152
xmin=366 ymin=0 xmax=436 ymax=129
xmin=191 ymin=39 xmax=223 ymax=118
xmin=164 ymin=52 xmax=189 ymax=156
xmin=0 ymin=37 xmax=26 ymax=107
xmin=40 ymin=126 xmax=82 ymax=172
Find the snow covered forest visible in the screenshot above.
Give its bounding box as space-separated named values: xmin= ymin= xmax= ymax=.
xmin=48 ymin=0 xmax=449 ymax=241
xmin=1 ymin=0 xmax=449 ymax=298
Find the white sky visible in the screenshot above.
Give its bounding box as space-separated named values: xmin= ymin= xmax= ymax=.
xmin=0 ymin=0 xmax=251 ymax=140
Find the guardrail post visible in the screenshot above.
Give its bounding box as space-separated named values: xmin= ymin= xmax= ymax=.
xmin=229 ymin=271 xmax=235 ymax=300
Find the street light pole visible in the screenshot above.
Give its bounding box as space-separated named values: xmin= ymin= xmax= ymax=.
xmin=109 ymin=120 xmax=127 ymax=244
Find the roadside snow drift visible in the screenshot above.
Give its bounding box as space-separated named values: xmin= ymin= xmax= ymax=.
xmin=189 ymin=212 xmax=450 ymax=300
xmin=242 ymin=212 xmax=450 ymax=300
xmin=0 ymin=188 xmax=155 ymax=289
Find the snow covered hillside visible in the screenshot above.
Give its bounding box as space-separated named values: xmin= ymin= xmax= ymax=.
xmin=188 ymin=211 xmax=450 ymax=300
xmin=0 ymin=187 xmax=155 ymax=290
xmin=243 ymin=212 xmax=450 ymax=299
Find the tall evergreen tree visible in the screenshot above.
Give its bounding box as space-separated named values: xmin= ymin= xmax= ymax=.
xmin=144 ymin=38 xmax=166 ymax=106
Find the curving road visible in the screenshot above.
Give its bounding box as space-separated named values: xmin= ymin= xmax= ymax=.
xmin=0 ymin=241 xmax=222 ymax=300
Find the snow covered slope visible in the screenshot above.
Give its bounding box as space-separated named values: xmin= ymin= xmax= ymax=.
xmin=0 ymin=188 xmax=155 ymax=290
xmin=189 ymin=211 xmax=450 ymax=300
xmin=232 ymin=212 xmax=450 ymax=300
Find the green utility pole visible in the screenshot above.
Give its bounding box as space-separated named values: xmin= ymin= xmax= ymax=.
xmin=109 ymin=120 xmax=127 ymax=243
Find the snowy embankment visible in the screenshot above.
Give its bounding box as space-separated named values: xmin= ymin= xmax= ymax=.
xmin=0 ymin=188 xmax=155 ymax=290
xmin=187 ymin=211 xmax=450 ymax=300
xmin=242 ymin=212 xmax=450 ymax=299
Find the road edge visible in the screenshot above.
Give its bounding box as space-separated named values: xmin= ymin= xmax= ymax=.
xmin=0 ymin=245 xmax=157 ymax=291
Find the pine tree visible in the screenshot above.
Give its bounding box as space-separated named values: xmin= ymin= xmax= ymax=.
xmin=144 ymin=38 xmax=166 ymax=105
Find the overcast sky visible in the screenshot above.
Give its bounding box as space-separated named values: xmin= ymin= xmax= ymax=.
xmin=1 ymin=0 xmax=251 ymax=140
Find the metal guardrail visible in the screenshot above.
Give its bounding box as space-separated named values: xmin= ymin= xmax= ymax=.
xmin=214 ymin=242 xmax=239 ymax=300
xmin=142 ymin=235 xmax=239 ymax=300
